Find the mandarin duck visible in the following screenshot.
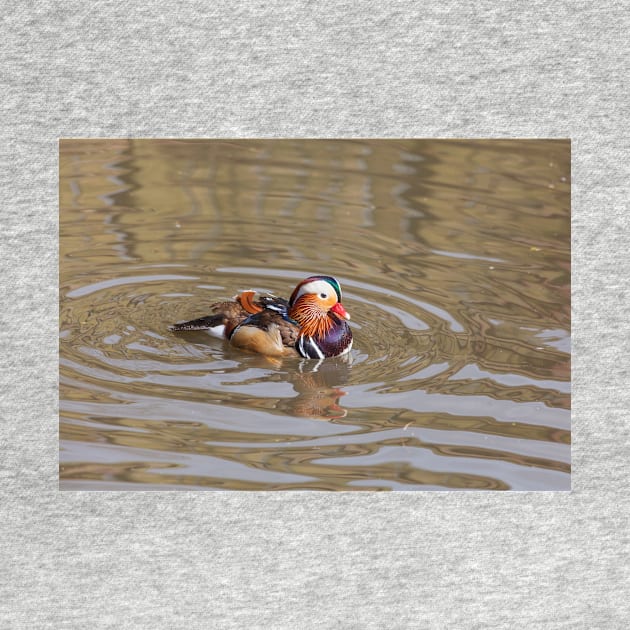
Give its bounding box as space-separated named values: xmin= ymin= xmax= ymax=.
xmin=170 ymin=275 xmax=353 ymax=359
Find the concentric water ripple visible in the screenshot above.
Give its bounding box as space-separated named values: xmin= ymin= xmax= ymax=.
xmin=60 ymin=264 xmax=570 ymax=491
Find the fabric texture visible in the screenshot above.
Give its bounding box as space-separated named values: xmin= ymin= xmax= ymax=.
xmin=1 ymin=1 xmax=628 ymax=627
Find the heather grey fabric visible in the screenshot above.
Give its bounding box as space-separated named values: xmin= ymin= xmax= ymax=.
xmin=2 ymin=2 xmax=628 ymax=628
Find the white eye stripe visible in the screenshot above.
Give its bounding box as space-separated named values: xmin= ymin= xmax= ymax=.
xmin=296 ymin=280 xmax=337 ymax=301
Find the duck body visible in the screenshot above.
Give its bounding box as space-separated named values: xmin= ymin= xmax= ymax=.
xmin=170 ymin=275 xmax=352 ymax=359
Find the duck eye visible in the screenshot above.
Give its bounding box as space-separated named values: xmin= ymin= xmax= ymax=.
xmin=319 ymin=293 xmax=327 ymax=299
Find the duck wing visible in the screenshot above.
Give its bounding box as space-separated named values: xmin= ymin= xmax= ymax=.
xmin=169 ymin=294 xmax=297 ymax=347
xmin=258 ymin=295 xmax=290 ymax=315
xmin=231 ymin=309 xmax=300 ymax=348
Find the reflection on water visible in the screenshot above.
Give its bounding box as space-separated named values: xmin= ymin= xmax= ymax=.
xmin=59 ymin=139 xmax=570 ymax=491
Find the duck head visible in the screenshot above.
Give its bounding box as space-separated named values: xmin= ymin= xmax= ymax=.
xmin=288 ymin=275 xmax=350 ymax=339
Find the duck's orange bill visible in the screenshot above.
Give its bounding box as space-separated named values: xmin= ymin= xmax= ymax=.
xmin=331 ymin=302 xmax=350 ymax=320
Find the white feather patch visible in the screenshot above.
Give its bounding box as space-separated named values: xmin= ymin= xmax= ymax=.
xmin=309 ymin=338 xmax=324 ymax=359
xmin=298 ymin=335 xmax=325 ymax=359
xmin=205 ymin=325 xmax=226 ymax=339
xmin=294 ymin=279 xmax=337 ymax=301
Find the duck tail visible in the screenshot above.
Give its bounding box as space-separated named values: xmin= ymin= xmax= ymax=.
xmin=169 ymin=314 xmax=225 ymax=332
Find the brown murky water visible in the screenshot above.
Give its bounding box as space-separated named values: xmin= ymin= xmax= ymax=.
xmin=59 ymin=139 xmax=570 ymax=491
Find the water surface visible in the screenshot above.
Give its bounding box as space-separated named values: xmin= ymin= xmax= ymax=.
xmin=59 ymin=139 xmax=570 ymax=490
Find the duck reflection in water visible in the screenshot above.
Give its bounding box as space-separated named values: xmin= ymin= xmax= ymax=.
xmin=279 ymin=355 xmax=351 ymax=420
xmin=215 ymin=351 xmax=353 ymax=421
